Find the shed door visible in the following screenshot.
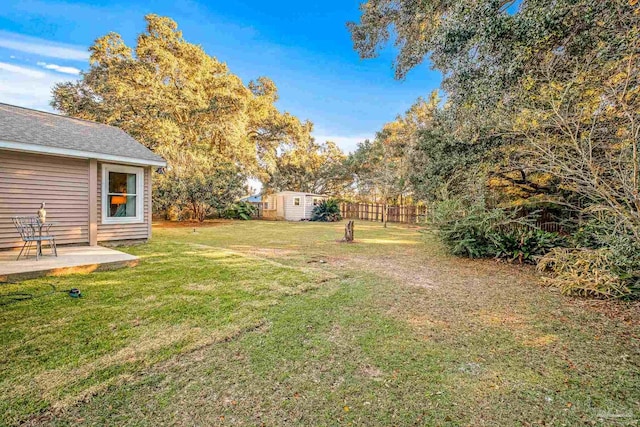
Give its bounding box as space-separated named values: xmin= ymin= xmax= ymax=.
xmin=276 ymin=195 xmax=285 ymax=219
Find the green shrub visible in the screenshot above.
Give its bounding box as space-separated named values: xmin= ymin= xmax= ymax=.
xmin=311 ymin=199 xmax=342 ymax=222
xmin=431 ymin=200 xmax=640 ymax=298
xmin=429 ymin=200 xmax=566 ymax=263
xmin=223 ymin=202 xmax=257 ymax=220
xmin=490 ymin=229 xmax=568 ymax=264
xmin=430 ymin=203 xmax=504 ymax=258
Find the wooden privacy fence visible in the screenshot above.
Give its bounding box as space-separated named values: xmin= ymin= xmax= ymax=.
xmin=338 ymin=203 xmax=563 ymax=231
xmin=340 ymin=203 xmax=428 ymax=224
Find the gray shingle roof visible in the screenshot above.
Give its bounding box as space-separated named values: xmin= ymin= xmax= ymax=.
xmin=0 ymin=103 xmax=165 ymax=165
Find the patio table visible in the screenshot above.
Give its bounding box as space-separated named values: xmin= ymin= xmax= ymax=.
xmin=30 ymin=221 xmax=55 ymax=258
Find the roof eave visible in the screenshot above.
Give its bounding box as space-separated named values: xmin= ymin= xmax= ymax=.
xmin=0 ymin=140 xmax=167 ymax=167
xmin=275 ymin=191 xmax=327 ymax=197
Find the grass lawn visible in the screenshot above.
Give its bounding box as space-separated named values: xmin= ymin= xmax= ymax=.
xmin=1 ymin=220 xmax=639 ymax=426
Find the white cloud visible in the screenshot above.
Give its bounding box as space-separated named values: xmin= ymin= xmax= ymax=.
xmin=0 ymin=31 xmax=89 ymax=61
xmin=313 ymin=134 xmax=373 ymax=153
xmin=0 ymin=32 xmax=85 ymax=108
xmin=36 ymin=61 xmax=81 ymax=75
xmin=0 ymin=62 xmax=70 ymax=111
xmin=0 ymin=62 xmax=46 ymax=78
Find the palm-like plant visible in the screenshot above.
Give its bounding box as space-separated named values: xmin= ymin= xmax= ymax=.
xmin=311 ymin=199 xmax=342 ymax=222
xmin=223 ymin=202 xmax=257 ymax=220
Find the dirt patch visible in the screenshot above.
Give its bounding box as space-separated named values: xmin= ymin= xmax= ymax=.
xmin=241 ymin=247 xmax=298 ymax=259
xmin=359 ymin=365 xmax=384 ymax=378
xmin=348 ymin=253 xmax=438 ymax=289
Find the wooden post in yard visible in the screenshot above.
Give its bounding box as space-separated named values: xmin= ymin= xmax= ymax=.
xmin=342 ymin=220 xmax=354 ymax=242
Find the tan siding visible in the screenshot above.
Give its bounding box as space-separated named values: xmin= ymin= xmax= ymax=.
xmin=276 ymin=195 xmax=285 ymax=220
xmin=304 ymin=195 xmax=314 ymax=219
xmin=0 ymin=150 xmax=89 ymax=249
xmin=89 ymin=159 xmax=98 ymax=245
xmin=283 ymin=193 xmax=305 ymax=221
xmin=304 ymin=195 xmax=327 ymax=219
xmin=146 ymin=165 xmax=152 ymax=240
xmin=97 ymin=163 xmax=150 ymax=242
xmin=262 ymin=210 xmax=277 ymax=220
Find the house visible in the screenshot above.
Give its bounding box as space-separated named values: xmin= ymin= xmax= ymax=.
xmin=0 ymin=103 xmax=166 ymax=250
xmin=239 ymin=195 xmax=262 ymax=207
xmin=262 ymin=191 xmax=327 ymax=221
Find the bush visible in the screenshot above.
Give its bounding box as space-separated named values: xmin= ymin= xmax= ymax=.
xmin=223 ymin=202 xmax=257 ymax=220
xmin=538 ymin=248 xmax=636 ymax=298
xmin=538 ymin=231 xmax=640 ymax=299
xmin=491 ymin=229 xmax=568 ymax=264
xmin=311 ymin=199 xmax=342 ymax=222
xmin=429 ymin=200 xmax=566 ymax=263
xmin=430 ymin=200 xmax=640 ymax=299
xmin=429 ymin=202 xmax=506 ymax=258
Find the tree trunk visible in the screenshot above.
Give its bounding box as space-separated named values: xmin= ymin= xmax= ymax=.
xmin=383 ymin=204 xmax=388 ymax=228
xmin=342 ymin=220 xmax=354 ymax=242
xmin=189 ymin=200 xmax=199 ymax=222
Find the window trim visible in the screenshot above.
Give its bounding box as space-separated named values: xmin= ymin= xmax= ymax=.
xmin=293 ymin=196 xmax=301 ymax=206
xmin=101 ymin=163 xmax=145 ymax=224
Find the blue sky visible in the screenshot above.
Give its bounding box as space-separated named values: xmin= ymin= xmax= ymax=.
xmin=0 ymin=0 xmax=442 ymax=153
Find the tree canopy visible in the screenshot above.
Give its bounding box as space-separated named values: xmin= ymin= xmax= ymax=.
xmin=53 ymin=15 xmax=311 ymax=179
xmin=349 ymin=0 xmax=640 ymax=297
xmin=264 ymin=138 xmax=347 ymax=195
xmin=350 ymin=0 xmax=639 ymax=207
xmin=52 ymin=14 xmax=346 ymax=218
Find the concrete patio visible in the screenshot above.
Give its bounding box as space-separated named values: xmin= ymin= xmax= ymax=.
xmin=0 ymin=246 xmax=139 ymax=282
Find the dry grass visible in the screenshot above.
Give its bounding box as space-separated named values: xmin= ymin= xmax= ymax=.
xmin=2 ymin=220 xmax=639 ymax=426
xmin=0 ymin=238 xmax=333 ymax=425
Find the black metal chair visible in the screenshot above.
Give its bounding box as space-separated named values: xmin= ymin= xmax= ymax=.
xmin=11 ymin=216 xmax=57 ymax=261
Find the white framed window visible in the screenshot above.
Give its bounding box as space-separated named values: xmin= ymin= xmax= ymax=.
xmin=101 ymin=164 xmax=144 ymax=224
xmin=293 ymin=197 xmax=301 ymax=206
xmin=263 ymin=201 xmax=269 ymax=210
xmin=313 ymin=197 xmax=322 ymax=206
